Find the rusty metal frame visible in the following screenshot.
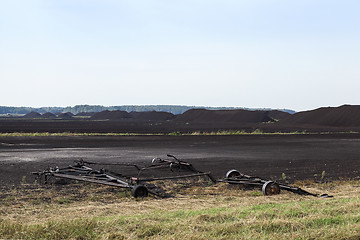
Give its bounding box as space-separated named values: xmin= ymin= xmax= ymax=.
xmin=219 ymin=169 xmax=332 ymax=197
xmin=32 ymin=155 xmax=215 ymax=198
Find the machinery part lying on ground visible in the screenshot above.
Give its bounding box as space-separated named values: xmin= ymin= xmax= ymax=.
xmin=32 ymin=154 xmax=215 ymax=198
xmin=219 ymin=169 xmax=333 ymax=198
xmin=32 ymin=157 xmax=332 ymax=198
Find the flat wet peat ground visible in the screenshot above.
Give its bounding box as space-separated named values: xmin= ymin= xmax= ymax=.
xmin=0 ymin=134 xmax=360 ymax=186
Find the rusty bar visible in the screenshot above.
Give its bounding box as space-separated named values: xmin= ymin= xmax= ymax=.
xmin=136 ymin=172 xmax=213 ymax=182
xmin=52 ymin=173 xmax=130 ymax=188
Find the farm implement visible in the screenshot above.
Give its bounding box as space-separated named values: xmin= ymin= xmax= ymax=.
xmin=32 ymin=155 xmax=215 ymax=198
xmin=219 ymin=169 xmax=332 ymax=198
xmin=33 ymin=155 xmax=331 ymax=198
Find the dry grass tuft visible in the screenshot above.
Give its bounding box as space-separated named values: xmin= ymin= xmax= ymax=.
xmin=0 ymin=180 xmax=359 ymax=239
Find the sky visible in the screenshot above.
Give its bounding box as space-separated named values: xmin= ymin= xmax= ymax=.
xmin=1 ymin=0 xmax=359 ymax=111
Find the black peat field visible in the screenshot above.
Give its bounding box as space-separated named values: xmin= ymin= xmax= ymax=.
xmin=1 ymin=105 xmax=360 ymax=239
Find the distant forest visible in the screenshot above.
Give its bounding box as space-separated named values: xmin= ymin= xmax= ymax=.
xmin=0 ymin=105 xmax=296 ymax=115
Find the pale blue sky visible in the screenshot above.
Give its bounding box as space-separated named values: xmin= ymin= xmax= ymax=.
xmin=1 ymin=0 xmax=359 ymax=111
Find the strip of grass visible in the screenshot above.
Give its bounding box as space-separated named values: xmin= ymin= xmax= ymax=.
xmin=0 ymin=132 xmax=161 ymax=137
xmin=0 ymin=181 xmax=359 ymax=239
xmin=2 ymin=130 xmax=359 ymax=137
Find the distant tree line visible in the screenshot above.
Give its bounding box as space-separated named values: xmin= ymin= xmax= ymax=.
xmin=0 ymin=105 xmax=296 ymax=115
xmin=0 ymin=106 xmax=63 ymax=115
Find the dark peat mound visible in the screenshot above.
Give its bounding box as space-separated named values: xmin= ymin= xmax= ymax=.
xmin=280 ymin=105 xmax=360 ymax=128
xmin=41 ymin=112 xmax=56 ymax=118
xmin=23 ymin=111 xmax=42 ymax=118
xmin=174 ymin=109 xmax=274 ymax=124
xmin=57 ymin=112 xmax=74 ymax=120
xmin=266 ymin=110 xmax=292 ymax=121
xmin=76 ymin=112 xmax=96 ymax=117
xmin=129 ymin=111 xmax=175 ymax=121
xmin=90 ymin=110 xmax=131 ymax=120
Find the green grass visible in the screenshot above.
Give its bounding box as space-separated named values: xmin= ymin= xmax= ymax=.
xmin=0 ymin=181 xmax=359 ymax=239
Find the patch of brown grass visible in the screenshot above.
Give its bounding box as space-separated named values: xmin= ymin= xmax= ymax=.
xmin=0 ymin=180 xmax=359 ymax=239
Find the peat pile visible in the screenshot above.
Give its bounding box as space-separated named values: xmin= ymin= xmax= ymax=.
xmin=175 ymin=109 xmax=274 ymax=124
xmin=76 ymin=112 xmax=96 ymax=117
xmin=42 ymin=112 xmax=56 ymax=118
xmin=57 ymin=113 xmax=74 ymax=120
xmin=91 ymin=110 xmax=176 ymax=121
xmin=23 ymin=111 xmax=42 ymax=118
xmin=279 ymin=105 xmax=360 ymax=128
xmin=266 ymin=110 xmax=291 ymax=121
xmin=129 ymin=111 xmax=175 ymax=121
xmin=91 ymin=110 xmax=131 ymax=120
xmin=8 ymin=106 xmax=360 ymax=133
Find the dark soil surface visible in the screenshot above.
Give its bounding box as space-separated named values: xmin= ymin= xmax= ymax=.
xmin=1 ymin=134 xmax=360 ymax=186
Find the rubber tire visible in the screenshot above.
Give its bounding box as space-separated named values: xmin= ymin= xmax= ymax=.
xmin=225 ymin=169 xmax=241 ymax=178
xmin=170 ymin=162 xmax=181 ymax=171
xmin=131 ymin=185 xmax=149 ymax=198
xmin=262 ymin=181 xmax=280 ymax=196
xmin=152 ymin=157 xmax=162 ymax=164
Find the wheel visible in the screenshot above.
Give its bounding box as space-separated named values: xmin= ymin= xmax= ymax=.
xmin=131 ymin=185 xmax=149 ymax=198
xmin=225 ymin=169 xmax=241 ymax=179
xmin=170 ymin=162 xmax=181 ymax=171
xmin=152 ymin=157 xmax=162 ymax=164
xmin=262 ymin=181 xmax=280 ymax=196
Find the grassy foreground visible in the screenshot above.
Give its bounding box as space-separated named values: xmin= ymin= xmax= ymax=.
xmin=0 ymin=180 xmax=359 ymax=240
